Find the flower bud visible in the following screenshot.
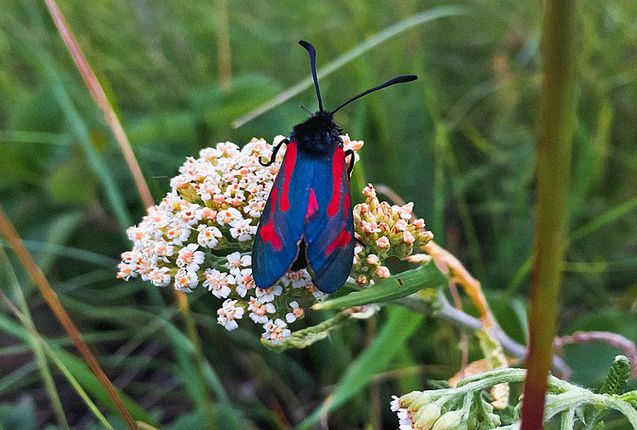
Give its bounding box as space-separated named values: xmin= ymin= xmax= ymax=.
xmin=366 ymin=254 xmax=380 ymax=265
xmin=374 ymin=266 xmax=391 ymax=279
xmin=376 ymin=236 xmax=390 ymax=249
xmin=356 ymin=275 xmax=369 ymax=286
xmin=412 ymin=403 xmax=441 ymax=430
xmin=432 ymin=411 xmax=463 ymax=430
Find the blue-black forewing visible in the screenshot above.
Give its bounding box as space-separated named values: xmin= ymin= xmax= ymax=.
xmin=252 ymin=142 xmax=312 ymax=289
xmin=303 ymin=147 xmax=355 ymax=293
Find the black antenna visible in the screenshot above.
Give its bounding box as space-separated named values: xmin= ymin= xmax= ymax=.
xmin=331 ymin=75 xmax=418 ymax=114
xmin=299 ymin=104 xmax=313 ymax=115
xmin=298 ymin=40 xmax=324 ymax=112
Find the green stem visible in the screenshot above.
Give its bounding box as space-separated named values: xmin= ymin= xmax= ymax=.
xmin=522 ymin=1 xmax=578 ymax=429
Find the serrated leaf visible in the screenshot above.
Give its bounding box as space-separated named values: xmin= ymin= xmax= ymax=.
xmin=313 ymin=262 xmax=446 ymax=311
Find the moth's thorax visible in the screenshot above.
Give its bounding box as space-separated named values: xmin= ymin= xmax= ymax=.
xmin=291 ymin=111 xmax=343 ymax=156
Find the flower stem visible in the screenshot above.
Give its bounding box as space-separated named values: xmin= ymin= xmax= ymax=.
xmin=522 ymin=1 xmax=578 ymax=429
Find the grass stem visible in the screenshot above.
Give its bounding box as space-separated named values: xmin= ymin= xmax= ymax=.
xmin=0 ymin=206 xmax=138 ymax=430
xmin=521 ymin=1 xmax=578 ymax=428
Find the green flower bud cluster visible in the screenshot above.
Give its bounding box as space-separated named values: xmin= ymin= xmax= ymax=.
xmin=392 ymin=389 xmax=501 ymax=430
xmin=391 ymin=361 xmax=637 ymax=430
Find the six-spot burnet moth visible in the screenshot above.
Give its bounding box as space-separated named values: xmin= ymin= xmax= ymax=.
xmin=252 ymin=40 xmax=418 ymax=293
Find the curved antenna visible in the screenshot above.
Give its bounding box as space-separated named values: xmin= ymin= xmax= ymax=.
xmin=332 ymin=75 xmax=418 ymax=114
xmin=298 ymin=40 xmax=324 ymax=112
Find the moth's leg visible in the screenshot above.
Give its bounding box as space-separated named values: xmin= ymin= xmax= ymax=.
xmin=344 ymin=149 xmax=355 ymax=178
xmin=259 ymin=138 xmax=290 ymax=166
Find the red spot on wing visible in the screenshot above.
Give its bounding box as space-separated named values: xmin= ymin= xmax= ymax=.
xmin=259 ymin=188 xmax=282 ymax=251
xmin=326 ymin=228 xmax=353 ymax=255
xmin=280 ymin=141 xmax=297 ymax=212
xmin=343 ymin=192 xmax=351 ymax=215
xmin=327 ymin=148 xmax=345 ymax=217
xmin=305 ymin=188 xmax=318 ymax=221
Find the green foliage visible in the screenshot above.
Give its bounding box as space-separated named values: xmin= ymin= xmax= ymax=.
xmin=0 ymin=0 xmax=636 ymax=428
xmin=394 ymin=360 xmax=637 ymax=429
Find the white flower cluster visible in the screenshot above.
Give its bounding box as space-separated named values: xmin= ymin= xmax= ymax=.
xmin=118 ymin=136 xmax=362 ymax=343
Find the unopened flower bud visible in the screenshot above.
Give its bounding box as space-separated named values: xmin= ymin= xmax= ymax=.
xmin=432 ymin=411 xmax=463 ymax=430
xmin=366 ymin=254 xmax=380 ymax=265
xmin=374 ymin=266 xmax=391 ymax=278
xmin=376 ymin=236 xmax=390 ymax=249
xmin=413 ymin=403 xmax=441 ymax=430
xmin=403 ymin=231 xmax=415 ymax=245
xmin=356 ymin=275 xmax=369 ymax=285
xmin=363 ymin=184 xmax=376 ymax=199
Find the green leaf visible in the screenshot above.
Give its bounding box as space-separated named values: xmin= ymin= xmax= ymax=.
xmin=599 ymin=355 xmax=632 ymax=395
xmin=314 ymin=263 xmax=446 ymax=311
xmin=296 ymin=307 xmax=424 ymax=430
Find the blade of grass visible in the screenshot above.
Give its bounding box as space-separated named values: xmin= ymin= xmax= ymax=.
xmin=44 ymin=0 xmax=154 ymax=209
xmin=508 ymin=194 xmax=637 ymax=295
xmin=232 ymin=5 xmax=467 ymax=128
xmin=0 ymin=239 xmax=118 ymax=267
xmin=0 ymin=248 xmax=69 ymax=429
xmin=14 ymin=2 xmax=132 ymax=230
xmin=313 ymin=262 xmax=446 ymax=311
xmin=213 ymin=0 xmax=232 ymax=90
xmin=41 ymin=5 xmax=218 ymax=425
xmin=296 ymin=307 xmax=423 ymax=430
xmin=521 ymin=1 xmax=577 ymax=428
xmin=0 ymin=206 xmax=138 ymax=429
xmin=0 ymin=298 xmax=115 ymax=430
xmin=0 ymin=308 xmax=155 ymax=427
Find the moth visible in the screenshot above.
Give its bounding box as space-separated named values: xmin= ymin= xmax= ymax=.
xmin=252 ymin=40 xmax=417 ymax=293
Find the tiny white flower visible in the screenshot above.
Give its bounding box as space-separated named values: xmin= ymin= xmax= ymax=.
xmin=174 ymin=268 xmax=198 ymax=292
xmin=229 ymin=218 xmax=256 ymax=242
xmin=255 ymin=284 xmax=282 ymax=302
xmin=202 ymin=269 xmax=235 ymax=298
xmin=235 ymin=268 xmax=255 ymax=298
xmin=217 ymin=299 xmax=244 ymax=331
xmin=248 ymin=297 xmax=276 ymax=324
xmin=285 ymin=301 xmax=305 ymax=323
xmin=148 ymin=267 xmax=171 ymax=287
xmin=262 ymin=318 xmax=291 ymax=344
xmin=152 ymin=240 xmax=174 ymax=258
xmin=127 ymin=226 xmax=146 ymax=243
xmin=116 ymin=262 xmax=135 ymax=281
xmin=165 ymin=223 xmax=191 ymax=246
xmin=226 ymin=252 xmax=251 ymax=275
xmin=216 ymin=207 xmax=242 ymax=226
xmin=281 ymin=270 xmax=312 ymax=289
xmin=176 ymin=243 xmax=205 ymax=272
xmin=197 ymin=225 xmax=223 ymax=249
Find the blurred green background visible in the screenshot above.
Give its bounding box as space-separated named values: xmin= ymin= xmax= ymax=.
xmin=0 ymin=1 xmax=636 ymax=428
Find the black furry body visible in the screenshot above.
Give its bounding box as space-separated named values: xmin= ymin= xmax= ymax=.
xmin=291 ymin=111 xmax=343 ymax=156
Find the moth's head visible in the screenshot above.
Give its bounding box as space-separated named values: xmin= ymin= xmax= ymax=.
xmin=293 ymin=40 xmax=417 ymax=155
xmin=292 ymin=110 xmax=343 ymax=155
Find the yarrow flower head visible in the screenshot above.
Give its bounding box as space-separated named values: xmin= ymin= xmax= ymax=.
xmin=119 ymin=136 xmax=433 ymax=345
xmin=118 ymin=136 xmax=363 ymax=342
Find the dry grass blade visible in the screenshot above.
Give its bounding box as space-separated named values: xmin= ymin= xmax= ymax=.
xmin=0 ymin=206 xmax=138 ymax=430
xmin=44 ymin=0 xmax=154 ymax=209
xmin=43 ymin=2 xmax=215 ymax=420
